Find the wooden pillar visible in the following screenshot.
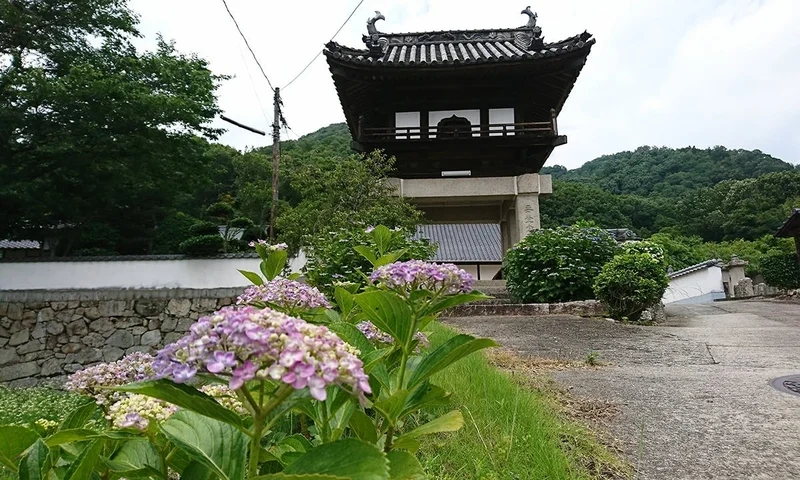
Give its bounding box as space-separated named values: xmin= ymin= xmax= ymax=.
xmin=480 ymin=108 xmax=489 ymax=137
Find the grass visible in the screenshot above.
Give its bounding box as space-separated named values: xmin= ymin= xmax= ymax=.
xmin=418 ymin=323 xmax=629 ymax=480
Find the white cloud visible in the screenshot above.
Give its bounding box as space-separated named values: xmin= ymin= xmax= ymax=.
xmin=131 ymin=0 xmax=800 ymax=167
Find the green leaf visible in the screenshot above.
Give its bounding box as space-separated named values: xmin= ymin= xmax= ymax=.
xmin=419 ymin=293 xmax=491 ymax=317
xmin=254 ymin=474 xmax=346 ymax=479
xmin=45 ymin=429 xmax=98 ymax=447
xmin=401 ymin=383 xmax=451 ymax=418
xmin=406 ymin=335 xmax=497 ymax=388
xmin=371 ymin=226 xmax=394 ymax=256
xmin=374 ymin=390 xmax=410 ymax=427
xmin=354 ymin=291 xmax=414 ymax=347
xmin=353 ymin=245 xmax=377 ymax=266
xmin=18 ymin=439 xmax=50 ymax=480
xmin=239 ymin=269 xmax=264 ymax=286
xmin=60 ymin=401 xmax=100 ymax=430
xmin=329 ymin=322 xmax=374 ymax=354
xmin=280 ymin=438 xmax=389 ymax=480
xmin=104 ymin=439 xmax=164 ymax=475
xmin=333 ymin=287 xmax=356 ymax=317
xmin=182 ymin=461 xmax=214 ymax=479
xmin=348 ymin=409 xmax=378 ymax=444
xmin=374 ymin=250 xmax=405 ymax=268
xmin=160 ymin=410 xmax=248 ymax=480
xmin=64 ymin=439 xmax=103 ymax=480
xmin=116 ymin=379 xmax=245 ymax=431
xmin=387 ymin=451 xmax=425 ymax=480
xmin=264 ymin=249 xmax=288 ymax=280
xmin=392 ymin=410 xmax=464 ymax=452
xmin=0 ymin=425 xmax=39 ymax=471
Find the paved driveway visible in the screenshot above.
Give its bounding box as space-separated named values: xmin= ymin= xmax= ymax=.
xmin=447 ymin=300 xmax=800 ymax=479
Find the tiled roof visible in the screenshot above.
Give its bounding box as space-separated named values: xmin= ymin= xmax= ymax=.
xmin=0 ymin=239 xmax=40 ymax=249
xmin=0 ymin=252 xmax=259 ymax=263
xmin=668 ymin=259 xmax=723 ymax=279
xmin=775 ymin=208 xmax=800 ymax=238
xmin=415 ymin=224 xmax=502 ymax=263
xmin=326 ymin=31 xmax=593 ymax=67
xmin=325 ymin=8 xmax=593 ymax=68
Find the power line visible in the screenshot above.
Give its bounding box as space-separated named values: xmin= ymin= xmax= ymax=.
xmin=238 ymin=49 xmax=272 ymax=128
xmin=282 ymin=0 xmax=365 ymax=90
xmin=220 ymin=0 xmax=275 ymax=92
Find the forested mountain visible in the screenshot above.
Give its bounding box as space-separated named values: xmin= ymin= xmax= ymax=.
xmin=541 ymin=146 xmax=795 ymax=197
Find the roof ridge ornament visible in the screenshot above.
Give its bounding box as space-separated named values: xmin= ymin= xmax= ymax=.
xmin=521 ymin=6 xmax=538 ymax=29
xmin=364 ymin=11 xmax=389 ymax=57
xmin=367 ymin=11 xmax=385 ymax=35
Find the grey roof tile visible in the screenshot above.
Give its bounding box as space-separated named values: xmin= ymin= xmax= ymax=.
xmin=414 ymin=224 xmax=502 ymax=263
xmin=0 ymin=239 xmax=40 ymax=249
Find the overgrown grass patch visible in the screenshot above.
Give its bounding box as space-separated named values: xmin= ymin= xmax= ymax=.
xmin=419 ymin=323 xmax=629 ymax=479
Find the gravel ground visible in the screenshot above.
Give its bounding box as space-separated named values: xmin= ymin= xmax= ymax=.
xmin=447 ymin=299 xmax=800 ymax=480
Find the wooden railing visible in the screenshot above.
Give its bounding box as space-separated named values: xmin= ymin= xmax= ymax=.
xmin=359 ymin=118 xmax=558 ymax=142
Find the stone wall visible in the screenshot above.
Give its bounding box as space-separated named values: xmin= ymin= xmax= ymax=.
xmin=0 ymin=288 xmax=242 ymax=387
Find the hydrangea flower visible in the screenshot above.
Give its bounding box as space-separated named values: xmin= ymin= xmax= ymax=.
xmin=369 ymin=260 xmax=474 ymax=294
xmin=65 ymin=353 xmax=154 ymax=405
xmin=152 ymin=306 xmax=371 ymax=403
xmin=237 ymin=278 xmax=331 ymax=310
xmin=356 ymin=321 xmax=430 ymax=352
xmin=107 ymin=394 xmax=178 ymax=430
xmin=200 ymin=384 xmax=247 ymax=414
xmin=249 ymin=239 xmax=288 ymax=251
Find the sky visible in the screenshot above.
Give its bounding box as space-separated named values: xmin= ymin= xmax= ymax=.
xmin=131 ymin=0 xmax=800 ymax=169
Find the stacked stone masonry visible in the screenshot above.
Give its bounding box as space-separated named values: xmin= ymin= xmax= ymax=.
xmin=0 ymin=288 xmax=241 ymax=387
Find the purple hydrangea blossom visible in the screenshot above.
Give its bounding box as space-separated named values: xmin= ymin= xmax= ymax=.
xmin=236 ymin=278 xmax=331 ymax=310
xmin=152 ymin=306 xmax=371 ymax=403
xmin=356 ymin=321 xmax=430 ymax=352
xmin=369 ymin=260 xmax=474 ymax=294
xmin=65 ymin=353 xmax=155 ymax=405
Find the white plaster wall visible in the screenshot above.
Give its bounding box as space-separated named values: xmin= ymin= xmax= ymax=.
xmin=394 ymin=111 xmax=420 ymax=139
xmin=488 ymin=108 xmax=515 ymax=136
xmin=0 ymin=254 xmax=307 ymax=291
xmin=663 ymin=266 xmax=724 ymax=304
xmin=429 ymin=110 xmax=480 ymax=137
xmin=478 ymin=264 xmax=502 ymax=281
xmin=457 ymin=264 xmax=479 ymax=279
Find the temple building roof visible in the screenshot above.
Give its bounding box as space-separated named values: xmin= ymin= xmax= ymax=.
xmin=326 ymin=32 xmax=593 ymax=67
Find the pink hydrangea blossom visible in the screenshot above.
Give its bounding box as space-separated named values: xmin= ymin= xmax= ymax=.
xmin=152 ymin=306 xmax=371 ymax=403
xmin=65 ymin=353 xmax=155 ymax=405
xmin=237 ymin=278 xmax=331 ymax=310
xmin=357 ymin=321 xmax=430 ymax=352
xmin=369 ymin=260 xmax=474 ymax=294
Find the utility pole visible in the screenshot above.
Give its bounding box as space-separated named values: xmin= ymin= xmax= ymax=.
xmin=269 ymin=87 xmax=281 ymax=240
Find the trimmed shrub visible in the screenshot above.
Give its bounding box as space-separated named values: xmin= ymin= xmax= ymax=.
xmin=504 ymin=224 xmax=618 ymax=303
xmin=153 ymin=212 xmax=199 ymax=254
xmin=229 ymin=216 xmax=255 ymax=229
xmin=593 ymin=253 xmax=670 ymax=321
xmin=179 ymin=234 xmax=223 ymax=256
xmin=621 ymin=240 xmax=667 ymax=266
xmin=189 ymin=221 xmax=219 ymax=236
xmin=205 ymin=201 xmax=235 ymax=219
xmin=761 ymin=252 xmax=800 ymax=290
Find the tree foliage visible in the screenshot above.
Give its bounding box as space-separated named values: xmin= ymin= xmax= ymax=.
xmin=760 ymin=252 xmax=800 ymax=290
xmin=0 ymin=0 xmax=225 ymax=255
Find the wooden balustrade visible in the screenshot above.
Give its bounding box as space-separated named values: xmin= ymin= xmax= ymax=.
xmin=360 ymin=121 xmax=556 ymax=141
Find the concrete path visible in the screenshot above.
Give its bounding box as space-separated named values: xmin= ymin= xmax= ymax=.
xmin=447 ymin=299 xmax=800 ymax=479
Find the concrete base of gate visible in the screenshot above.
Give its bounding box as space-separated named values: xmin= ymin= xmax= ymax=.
xmin=388 ymin=173 xmax=552 ymax=252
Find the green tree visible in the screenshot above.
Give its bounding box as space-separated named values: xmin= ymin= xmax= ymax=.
xmin=0 ymin=0 xmax=226 ymax=255
xmin=275 ymin=150 xmax=424 ymax=251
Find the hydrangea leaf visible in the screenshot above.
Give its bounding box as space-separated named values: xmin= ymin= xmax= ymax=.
xmin=280 ymin=438 xmax=389 ymax=479
xmin=0 ymin=425 xmax=40 ymax=471
xmin=392 ymin=410 xmax=464 ymax=452
xmin=116 ymin=380 xmax=246 ymax=431
xmin=406 ymin=335 xmax=497 ymax=389
xmin=59 ymin=401 xmax=100 ymax=430
xmin=64 ymin=438 xmax=103 ymax=480
xmin=387 ymin=450 xmax=426 ymax=480
xmin=160 ymin=410 xmax=248 ymax=480
xmin=18 ymin=439 xmax=50 ymax=480
xmin=354 ymin=291 xmax=414 ymax=346
xmin=103 ymin=438 xmax=164 ymax=475
xmin=239 ymin=269 xmax=264 ymax=286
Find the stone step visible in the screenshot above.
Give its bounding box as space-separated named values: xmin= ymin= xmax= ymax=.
xmin=444 ymin=300 xmax=606 ymax=318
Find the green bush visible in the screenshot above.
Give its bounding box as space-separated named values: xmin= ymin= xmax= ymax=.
xmin=153 ymin=212 xmax=199 ymax=254
xmin=621 ymin=240 xmax=667 ymax=265
xmin=189 ymin=221 xmax=220 ymax=236
xmin=593 ymin=253 xmax=670 ymax=321
xmin=179 ymin=234 xmax=223 ymax=256
xmin=761 ymin=252 xmax=800 ymax=290
xmin=504 ymin=224 xmax=618 ymax=303
xmin=205 ymin=201 xmax=235 ymax=219
xmin=229 ymin=216 xmax=255 ymax=229
xmin=304 ymin=224 xmax=436 ymax=291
